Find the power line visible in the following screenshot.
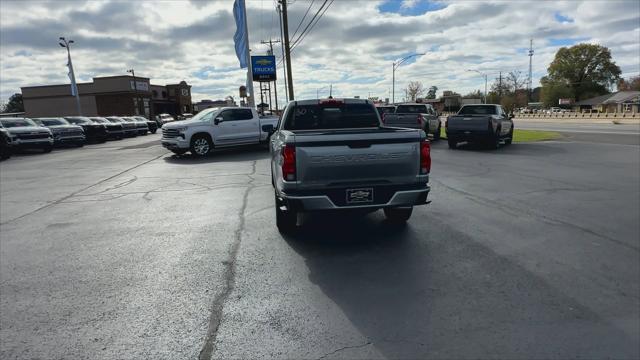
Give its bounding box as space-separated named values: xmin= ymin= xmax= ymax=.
xmin=290 ymin=0 xmax=328 ymax=48
xmin=291 ymin=0 xmax=315 ymax=40
xmin=290 ymin=0 xmax=333 ymax=52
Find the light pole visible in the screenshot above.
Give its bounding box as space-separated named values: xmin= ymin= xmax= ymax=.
xmin=59 ymin=37 xmax=82 ymax=115
xmin=467 ymin=69 xmax=488 ymax=104
xmin=127 ymin=69 xmax=140 ymax=116
xmin=392 ymin=53 xmax=425 ymax=104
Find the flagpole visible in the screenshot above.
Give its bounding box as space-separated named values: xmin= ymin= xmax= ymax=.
xmin=241 ymin=0 xmax=255 ymax=108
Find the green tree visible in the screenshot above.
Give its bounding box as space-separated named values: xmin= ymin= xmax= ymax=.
xmin=2 ymin=93 xmax=23 ymax=113
xmin=540 ymin=77 xmax=573 ymax=107
xmin=426 ymin=86 xmax=438 ymax=99
xmin=546 ymin=43 xmax=621 ymax=101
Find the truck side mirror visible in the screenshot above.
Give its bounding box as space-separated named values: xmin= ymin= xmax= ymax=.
xmin=214 ymin=116 xmax=223 ymax=125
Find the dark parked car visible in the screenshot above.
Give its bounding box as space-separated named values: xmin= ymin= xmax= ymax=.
xmin=33 ymin=117 xmax=85 ymax=147
xmin=90 ymin=117 xmax=124 ymax=140
xmin=106 ymin=117 xmax=138 ymax=137
xmin=64 ymin=117 xmax=108 ymax=143
xmin=134 ymin=116 xmax=157 ymax=134
xmin=0 ymin=117 xmax=53 ymax=153
xmin=0 ymin=127 xmax=12 ymax=160
xmin=123 ymin=117 xmax=149 ymax=135
xmin=446 ymin=104 xmax=514 ymax=149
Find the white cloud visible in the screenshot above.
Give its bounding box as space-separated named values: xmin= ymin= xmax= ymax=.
xmin=0 ymin=0 xmax=638 ymax=105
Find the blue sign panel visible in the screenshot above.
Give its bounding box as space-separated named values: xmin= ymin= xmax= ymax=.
xmin=251 ymin=55 xmax=277 ymax=82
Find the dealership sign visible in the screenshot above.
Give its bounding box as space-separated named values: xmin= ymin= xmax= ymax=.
xmin=558 ymin=98 xmax=573 ymax=105
xmin=130 ymin=80 xmax=149 ymax=92
xmin=251 ymin=55 xmax=276 ymax=82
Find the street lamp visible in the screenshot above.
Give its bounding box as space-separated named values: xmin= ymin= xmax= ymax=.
xmin=467 ymin=69 xmax=488 ymax=104
xmin=59 ymin=37 xmax=82 ymax=115
xmin=127 ymin=69 xmax=141 ymax=116
xmin=392 ymin=53 xmax=425 ymax=104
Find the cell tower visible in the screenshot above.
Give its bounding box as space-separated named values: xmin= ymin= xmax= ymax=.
xmin=528 ymin=39 xmax=534 ymax=101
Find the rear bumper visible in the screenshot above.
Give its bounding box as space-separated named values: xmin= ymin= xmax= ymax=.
xmin=279 ymin=184 xmax=430 ymax=211
xmin=447 ymin=129 xmax=493 ymax=141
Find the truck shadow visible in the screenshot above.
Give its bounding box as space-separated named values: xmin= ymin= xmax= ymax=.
xmin=282 ymin=211 xmax=638 ymax=359
xmin=162 ymin=145 xmax=270 ymax=164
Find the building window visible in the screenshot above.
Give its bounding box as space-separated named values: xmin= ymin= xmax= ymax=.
xmin=161 ymin=91 xmax=167 ymax=98
xmin=181 ymin=88 xmax=189 ymax=96
xmin=152 ymin=90 xmax=158 ymax=98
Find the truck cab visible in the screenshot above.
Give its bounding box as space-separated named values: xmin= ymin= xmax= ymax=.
xmin=161 ymin=107 xmax=278 ymax=156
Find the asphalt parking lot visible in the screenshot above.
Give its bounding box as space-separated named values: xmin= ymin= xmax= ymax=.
xmin=1 ymin=132 xmax=638 ymax=359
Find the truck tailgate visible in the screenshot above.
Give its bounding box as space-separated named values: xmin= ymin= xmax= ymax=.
xmin=383 ymin=114 xmax=421 ymax=129
xmin=293 ymin=128 xmax=421 ymax=189
xmin=447 ymin=115 xmax=491 ymax=131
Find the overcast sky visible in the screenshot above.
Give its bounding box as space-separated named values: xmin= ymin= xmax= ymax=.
xmin=1 ymin=0 xmax=638 ymax=105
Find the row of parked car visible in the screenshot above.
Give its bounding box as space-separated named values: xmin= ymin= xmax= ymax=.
xmin=0 ymin=115 xmax=159 ymax=160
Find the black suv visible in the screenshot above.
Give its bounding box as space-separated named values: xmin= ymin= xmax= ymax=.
xmin=0 ymin=117 xmax=54 ymax=153
xmin=0 ymin=127 xmax=12 ymax=160
xmin=33 ymin=117 xmax=85 ymax=147
xmin=64 ymin=117 xmax=108 ymax=143
xmin=90 ymin=117 xmax=124 ymax=140
xmin=134 ymin=116 xmax=157 ymax=134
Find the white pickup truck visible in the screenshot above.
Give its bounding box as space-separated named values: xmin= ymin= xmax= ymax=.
xmin=161 ymin=107 xmax=278 ymax=156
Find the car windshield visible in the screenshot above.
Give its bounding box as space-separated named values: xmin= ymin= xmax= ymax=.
xmin=458 ymin=105 xmax=497 ymax=115
xmin=376 ymin=106 xmax=395 ymax=115
xmin=395 ymin=105 xmax=427 ymax=113
xmin=38 ymin=118 xmax=69 ymax=126
xmin=283 ymin=102 xmax=379 ymax=130
xmin=0 ymin=118 xmax=37 ymax=127
xmin=189 ymin=108 xmax=218 ymax=122
xmin=105 ymin=117 xmax=122 ymax=123
xmin=90 ymin=118 xmax=108 ymax=124
xmin=65 ymin=117 xmax=93 ymax=124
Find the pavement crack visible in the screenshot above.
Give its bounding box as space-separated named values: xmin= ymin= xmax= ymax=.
xmin=198 ymin=161 xmax=257 ymax=360
xmin=0 ymin=152 xmax=169 ymax=226
xmin=316 ymin=341 xmax=372 ymax=360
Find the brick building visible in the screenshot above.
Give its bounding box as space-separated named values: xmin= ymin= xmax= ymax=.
xmin=21 ymin=75 xmax=192 ymax=119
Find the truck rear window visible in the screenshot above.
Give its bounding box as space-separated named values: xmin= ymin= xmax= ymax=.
xmin=283 ymin=103 xmax=379 ymax=130
xmin=458 ymin=105 xmax=497 ymax=115
xmin=395 ymin=105 xmax=427 ymax=114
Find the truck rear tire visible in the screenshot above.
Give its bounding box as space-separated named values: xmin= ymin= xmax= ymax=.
xmin=384 ymin=207 xmax=413 ymax=223
xmin=433 ymin=124 xmax=441 ymax=140
xmin=275 ymin=192 xmax=297 ymax=234
xmin=447 ymin=138 xmax=457 ymax=149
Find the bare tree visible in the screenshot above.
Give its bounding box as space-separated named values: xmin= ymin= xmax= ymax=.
xmin=506 ymin=71 xmax=527 ymax=93
xmin=405 ymin=81 xmax=425 ymax=102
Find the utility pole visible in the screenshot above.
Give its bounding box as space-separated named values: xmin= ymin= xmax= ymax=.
xmin=127 ymin=69 xmax=140 ymax=116
xmin=261 ymin=38 xmax=280 ymax=111
xmin=59 ymin=37 xmax=82 ymax=116
xmin=528 ymin=38 xmax=534 ymax=102
xmin=279 ymin=0 xmax=294 ymax=100
xmin=277 ymin=5 xmax=288 ymax=102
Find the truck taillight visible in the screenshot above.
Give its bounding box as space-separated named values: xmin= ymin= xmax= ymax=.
xmin=282 ymin=144 xmax=296 ymax=181
xmin=420 ymin=140 xmax=431 ymax=174
xmin=381 ymin=113 xmax=386 ymax=124
xmin=417 ymin=114 xmax=424 ymax=125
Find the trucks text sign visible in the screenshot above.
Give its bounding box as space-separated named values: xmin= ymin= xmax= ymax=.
xmin=251 ymin=55 xmax=276 ymax=82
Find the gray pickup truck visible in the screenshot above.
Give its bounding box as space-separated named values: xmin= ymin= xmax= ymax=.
xmin=446 ymin=104 xmax=514 ymax=149
xmin=270 ymin=98 xmax=431 ymax=233
xmin=382 ymin=103 xmax=441 ymax=140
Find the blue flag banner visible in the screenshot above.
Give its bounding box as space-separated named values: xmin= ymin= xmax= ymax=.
xmin=233 ymin=0 xmax=248 ymax=69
